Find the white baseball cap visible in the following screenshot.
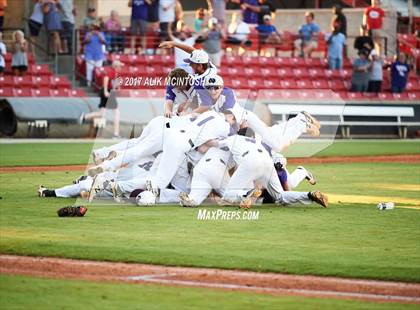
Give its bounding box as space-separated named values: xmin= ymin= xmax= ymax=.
xmin=209 ymin=17 xmax=218 ymax=25
xmin=136 ymin=190 xmax=156 ymax=206
xmin=184 ymin=49 xmax=209 ymax=64
xmin=204 ymin=74 xmax=224 ymax=87
xmin=370 ymin=49 xmax=378 ymax=57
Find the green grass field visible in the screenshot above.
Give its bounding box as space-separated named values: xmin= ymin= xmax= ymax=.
xmin=0 ymin=140 xmax=419 ymax=308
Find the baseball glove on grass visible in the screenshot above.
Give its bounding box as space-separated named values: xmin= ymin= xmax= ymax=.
xmin=57 ymin=206 xmax=88 ymax=217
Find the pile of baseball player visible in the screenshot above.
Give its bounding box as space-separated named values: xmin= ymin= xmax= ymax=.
xmin=38 ymin=41 xmax=328 ymax=209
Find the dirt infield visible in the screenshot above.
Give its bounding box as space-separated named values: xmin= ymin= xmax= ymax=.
xmin=1 ymin=255 xmax=419 ymax=304
xmin=1 ymin=154 xmax=419 ymax=173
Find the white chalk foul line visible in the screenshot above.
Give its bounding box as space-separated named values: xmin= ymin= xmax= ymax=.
xmin=125 ymin=275 xmax=420 ymax=303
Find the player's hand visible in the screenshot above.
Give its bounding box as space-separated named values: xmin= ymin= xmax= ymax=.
xmin=159 ymin=41 xmax=175 ymax=49
xmin=164 ymin=111 xmax=172 ymax=118
xmin=104 ymin=90 xmax=110 ymax=98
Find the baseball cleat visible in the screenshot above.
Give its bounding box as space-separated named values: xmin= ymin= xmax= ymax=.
xmin=308 ymin=190 xmax=328 ymax=208
xmin=297 ymin=166 xmax=316 ymax=185
xmin=105 ymin=150 xmax=117 ymax=161
xmin=145 ymin=180 xmax=159 ymax=197
xmin=111 ymin=182 xmax=124 ymax=203
xmin=38 ymin=185 xmax=47 ymax=197
xmin=92 ymin=151 xmax=102 ymax=165
xmin=302 ymin=111 xmax=321 ymax=129
xmin=88 ymin=175 xmax=107 ymax=202
xmin=87 ymin=165 xmax=104 ymax=177
xmin=179 ymin=192 xmax=197 ymax=208
xmin=73 ymin=175 xmax=88 ymax=184
xmin=306 ymin=123 xmax=320 ymax=137
xmin=240 ymin=187 xmax=263 ymax=209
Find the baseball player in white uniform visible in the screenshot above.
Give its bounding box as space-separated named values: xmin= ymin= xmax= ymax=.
xmin=148 ymin=109 xmax=236 ymax=195
xmin=216 ymin=134 xmax=328 ymax=208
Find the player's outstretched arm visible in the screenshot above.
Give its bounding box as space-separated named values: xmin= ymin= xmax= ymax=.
xmin=159 ymin=40 xmax=195 ymax=54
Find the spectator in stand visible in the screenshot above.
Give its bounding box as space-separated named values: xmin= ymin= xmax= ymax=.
xmin=28 ymin=0 xmax=44 ymax=55
xmin=389 ymin=53 xmax=411 ymax=94
xmin=59 ymin=0 xmax=75 ymax=55
xmin=0 ymin=32 xmax=6 ymax=75
xmin=227 ymin=12 xmax=251 ymax=55
xmin=354 ymin=24 xmax=374 ymax=54
xmin=207 ymin=0 xmax=227 ymax=26
xmin=0 ymin=0 xmax=7 ymax=31
xmin=363 ymin=0 xmax=385 ymax=55
xmin=147 ymin=0 xmax=159 ymax=31
xmin=43 ymin=0 xmax=63 ymax=54
xmin=173 ymin=0 xmax=184 ymax=32
xmin=194 ymin=8 xmax=207 ymax=33
xmin=84 ymin=22 xmax=106 ymax=87
xmin=331 ymin=4 xmax=347 ymax=57
xmin=83 ymin=7 xmax=98 ymax=30
xmin=368 ymin=49 xmax=383 ymax=93
xmin=11 ymin=30 xmax=28 ymax=76
xmin=239 ymin=0 xmax=276 ymax=25
xmin=81 ymin=60 xmax=124 ymax=139
xmin=104 ymin=10 xmax=124 ymax=53
xmin=326 ymin=24 xmax=346 ymax=70
xmin=294 ymin=11 xmax=320 ymax=58
xmin=240 ymin=0 xmax=259 ymax=25
xmin=256 ymin=15 xmax=281 ymax=45
xmin=201 ymin=17 xmax=224 ymax=68
xmin=129 ymin=0 xmax=148 ymax=54
xmin=350 ymin=48 xmax=371 ymax=92
xmin=159 ymin=0 xmax=176 ymax=41
xmin=168 ymin=26 xmax=198 ymax=73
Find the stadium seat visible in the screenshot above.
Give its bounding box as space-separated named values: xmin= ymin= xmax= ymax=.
xmin=314 ymin=90 xmax=341 ymax=100
xmin=262 ymin=78 xmax=280 ymax=89
xmin=0 ymin=75 xmax=14 ymax=87
xmin=32 ymin=76 xmax=51 ymax=88
xmin=408 ymin=92 xmax=420 ymax=101
xmin=13 ymin=88 xmax=33 ymax=97
xmin=260 ymin=67 xmax=277 ymax=77
xmin=247 ymin=77 xmax=263 ymax=89
xmin=328 ymin=80 xmax=347 ymax=91
xmin=308 ymin=68 xmax=324 ymax=79
xmin=276 ymin=68 xmax=293 ymax=78
xmin=297 ymin=79 xmax=316 ymax=89
xmin=145 ymin=54 xmax=164 ymax=65
xmin=345 ymin=92 xmax=364 ymax=100
xmin=228 ymin=67 xmax=245 ymax=77
xmin=242 ymin=55 xmax=259 ymax=66
xmin=244 ymin=66 xmax=262 ymax=77
xmin=32 ymin=88 xmax=51 ymax=97
xmin=68 ymin=89 xmax=87 ymax=97
xmin=230 ymin=77 xmax=247 ymax=88
xmin=222 ymin=55 xmax=242 ymax=66
xmin=273 ymin=57 xmax=291 ymax=67
xmin=14 ymin=76 xmax=33 ymax=87
xmin=0 ymin=87 xmax=14 ymax=97
xmin=50 ymin=89 xmax=69 ymax=97
xmin=279 ymin=79 xmax=297 ymax=89
xmin=30 ymin=64 xmax=52 ymax=76
xmin=312 ymin=80 xmax=329 ymax=89
xmin=51 ymin=76 xmax=71 ymax=88
xmin=258 ymin=56 xmax=276 ymax=67
xmin=293 ymin=68 xmax=310 ymax=79
xmin=290 ymin=57 xmax=306 ymax=67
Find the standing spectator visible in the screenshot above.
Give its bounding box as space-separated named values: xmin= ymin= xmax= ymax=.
xmin=146 ymin=0 xmax=159 ymax=31
xmin=0 ymin=32 xmax=6 ymax=75
xmin=294 ymin=11 xmax=320 ymax=58
xmin=159 ymin=0 xmax=176 ymax=41
xmin=168 ymin=27 xmax=198 ymax=73
xmin=104 ymin=10 xmax=124 ymax=53
xmin=28 ymin=0 xmax=44 ymax=55
xmin=81 ymin=60 xmax=124 ymax=139
xmin=227 ymin=12 xmax=251 ymax=55
xmin=240 ymin=0 xmax=259 ymax=25
xmin=194 ymin=8 xmax=207 ymax=33
xmin=173 ymin=0 xmax=184 ymax=31
xmin=43 ymin=0 xmax=63 ymax=54
xmin=354 ymin=24 xmax=374 ymax=54
xmin=331 ymin=4 xmax=347 ymax=36
xmin=11 ymin=30 xmax=28 ymax=76
xmin=0 ymin=0 xmax=6 ymax=31
xmin=326 ymin=25 xmax=346 ymax=70
xmin=368 ymin=49 xmax=383 ymax=93
xmin=331 ymin=4 xmax=347 ymax=58
xmin=363 ymin=0 xmax=385 ymax=55
xmin=256 ymin=15 xmax=281 ymax=45
xmin=207 ymin=0 xmax=227 ymax=26
xmin=202 ymin=17 xmax=224 ymax=68
xmin=84 ymin=23 xmax=106 ymax=87
xmin=350 ymin=49 xmax=370 ymax=92
xmin=59 ymin=0 xmax=75 ymax=55
xmin=129 ymin=0 xmax=148 ymax=54
xmin=83 ymin=7 xmax=98 ymax=30
xmin=240 ymin=0 xmax=276 ymax=25
xmin=389 ymin=53 xmax=410 ymax=94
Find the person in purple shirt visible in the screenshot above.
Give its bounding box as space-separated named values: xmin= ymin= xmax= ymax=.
xmin=389 ymin=53 xmax=411 ymax=93
xmin=196 ymin=74 xmax=237 ymax=113
xmin=240 ymin=0 xmax=259 ymax=25
xmin=129 ymin=0 xmax=148 ymax=54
